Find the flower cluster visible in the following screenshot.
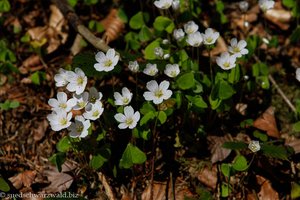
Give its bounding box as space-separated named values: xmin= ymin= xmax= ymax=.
xmin=258 ymin=0 xmax=275 ymax=12
xmin=216 ymin=38 xmax=249 ymax=70
xmin=154 ymin=0 xmax=180 ymax=10
xmin=48 ymin=67 xmax=104 ymax=138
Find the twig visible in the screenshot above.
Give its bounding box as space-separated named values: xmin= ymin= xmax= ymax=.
xmin=98 ymin=172 xmax=116 ymax=200
xmin=253 ymin=55 xmax=296 ymax=113
xmin=52 ymin=0 xmax=113 ymax=54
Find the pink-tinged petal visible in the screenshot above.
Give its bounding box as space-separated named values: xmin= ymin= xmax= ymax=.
xmin=124 ymin=106 xmax=134 ymax=117
xmin=51 ymin=124 xmax=63 ymax=131
xmin=57 ymin=92 xmax=67 ymax=102
xmin=146 ymin=80 xmax=158 ymax=92
xmin=118 ymin=123 xmax=128 ymax=129
xmin=106 ymin=49 xmax=115 ymax=58
xmin=67 ymin=112 xmax=72 ymax=121
xmin=205 ymin=28 xmax=213 ymax=35
xmin=66 ymin=82 xmax=76 ymax=92
xmin=114 ymin=92 xmax=123 ymax=101
xmin=143 ymin=92 xmax=154 ymax=101
xmin=114 ymin=113 xmax=126 ymax=122
xmin=230 ymin=38 xmax=237 ymax=46
xmin=48 ymin=99 xmax=59 ymax=108
xmin=159 ymin=81 xmax=170 ymax=91
xmin=153 ymin=97 xmax=163 ymax=104
xmin=122 ymin=87 xmax=130 ymax=96
xmin=95 ymin=52 xmax=105 ymax=62
xmin=216 ymin=57 xmax=222 ymax=67
xmin=241 ymin=49 xmax=249 ymax=55
xmin=213 ymin=32 xmax=220 ymax=40
xmin=133 ymin=112 xmax=140 ymax=121
xmin=164 ymin=90 xmax=173 ymax=99
xmin=94 ymin=63 xmax=104 ymax=71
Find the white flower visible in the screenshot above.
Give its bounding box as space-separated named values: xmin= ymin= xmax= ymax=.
xmin=172 ymin=0 xmax=180 ymax=10
xmin=71 ymin=92 xmax=89 ymax=110
xmin=259 ymin=0 xmax=275 ymax=12
xmin=296 ymin=68 xmax=300 ymax=82
xmin=48 ymin=92 xmax=76 ymax=112
xmin=164 ymin=64 xmax=180 ymax=78
xmin=128 ymin=61 xmax=139 ymax=73
xmin=248 ymin=140 xmax=261 ymax=153
xmin=94 ymin=48 xmax=119 ymax=72
xmin=239 ymin=1 xmax=249 ymax=12
xmin=66 ymin=68 xmax=87 ymax=95
xmin=114 ymin=87 xmax=133 ymax=106
xmin=216 ymin=52 xmax=237 ymax=70
xmin=154 ymin=0 xmax=173 ymax=9
xmin=143 ymin=63 xmax=158 ymax=76
xmin=186 ymin=31 xmax=203 ymax=47
xmin=54 ymin=68 xmax=70 ymax=87
xmin=114 ymin=106 xmax=140 ymax=129
xmin=201 ymin=28 xmax=219 ymax=45
xmin=88 ymin=87 xmax=103 ymax=104
xmin=68 ymin=116 xmax=91 ymax=138
xmin=154 ymin=47 xmax=164 ymax=58
xmin=228 ymin=38 xmax=249 ymax=58
xmin=143 ymin=80 xmax=172 ymax=104
xmin=173 ymin=28 xmax=185 ymax=41
xmin=83 ymin=101 xmax=104 ymax=120
xmin=184 ymin=21 xmax=198 ymax=34
xmin=163 ymin=54 xmax=170 ymax=60
xmin=47 ymin=110 xmax=72 ymax=131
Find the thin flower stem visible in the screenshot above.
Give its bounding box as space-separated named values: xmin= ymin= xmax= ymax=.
xmin=209 ymin=48 xmax=213 ymax=83
xmin=150 ymin=111 xmax=160 ymax=200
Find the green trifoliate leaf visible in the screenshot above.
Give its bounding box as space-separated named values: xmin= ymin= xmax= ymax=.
xmin=119 ymin=143 xmax=147 ymax=168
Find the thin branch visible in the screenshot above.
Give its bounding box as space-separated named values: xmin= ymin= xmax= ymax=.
xmin=52 ymin=0 xmax=113 ymax=53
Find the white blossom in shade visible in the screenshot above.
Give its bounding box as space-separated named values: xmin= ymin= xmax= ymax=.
xmin=154 ymin=0 xmax=173 ymax=9
xmin=48 ymin=92 xmax=76 ymax=112
xmin=172 ymin=0 xmax=180 ymax=10
xmin=163 ymin=54 xmax=170 ymax=60
xmin=94 ymin=48 xmax=119 ymax=72
xmin=239 ymin=1 xmax=249 ymax=12
xmin=71 ymin=92 xmax=89 ymax=110
xmin=143 ymin=80 xmax=172 ymax=104
xmin=114 ymin=87 xmax=133 ymax=106
xmin=216 ymin=52 xmax=237 ymax=70
xmin=128 ymin=61 xmax=139 ymax=73
xmin=114 ymin=106 xmax=140 ymax=129
xmin=66 ymin=68 xmax=87 ymax=95
xmin=54 ymin=68 xmax=70 ymax=87
xmin=258 ymin=0 xmax=275 ymax=12
xmin=154 ymin=47 xmax=164 ymax=58
xmin=248 ymin=140 xmax=261 ymax=153
xmin=296 ymin=68 xmax=300 ymax=82
xmin=88 ymin=87 xmax=103 ymax=104
xmin=186 ymin=31 xmax=203 ymax=47
xmin=162 ymin=39 xmax=169 ymax=45
xmin=184 ymin=21 xmax=198 ymax=34
xmin=164 ymin=64 xmax=180 ymax=78
xmin=143 ymin=63 xmax=158 ymax=76
xmin=173 ymin=28 xmax=185 ymax=41
xmin=47 ymin=110 xmax=72 ymax=131
xmin=228 ymin=38 xmax=249 ymax=58
xmin=201 ymin=28 xmax=219 ymax=45
xmin=68 ymin=116 xmax=91 ymax=138
xmin=83 ymin=100 xmax=104 ymax=120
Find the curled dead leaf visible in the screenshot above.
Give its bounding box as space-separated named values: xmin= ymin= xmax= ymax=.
xmin=101 ymin=9 xmax=125 ymax=43
xmin=196 ymin=165 xmax=218 ymax=189
xmin=256 ymin=175 xmax=279 ymax=200
xmin=265 ymin=9 xmax=292 ymax=30
xmin=253 ymin=106 xmax=280 ymax=138
xmin=9 ymin=170 xmax=37 ymax=189
xmin=208 ymin=134 xmax=232 ymax=163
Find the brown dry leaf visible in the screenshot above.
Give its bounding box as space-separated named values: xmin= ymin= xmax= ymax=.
xmin=253 ymin=106 xmax=280 ymax=138
xmin=42 ymin=168 xmax=73 ymax=193
xmin=19 ymin=55 xmax=42 ymax=74
xmin=283 ymin=134 xmax=300 ymax=154
xmin=141 ymin=178 xmax=194 ymax=200
xmin=265 ymin=9 xmax=292 ymax=30
xmin=195 ymin=165 xmax=218 ymax=189
xmin=256 ymin=175 xmax=279 ymax=200
xmin=98 ymin=172 xmax=116 ymax=200
xmin=71 ymin=34 xmax=83 ymax=56
xmin=101 ymin=9 xmax=125 ymax=43
xmin=9 ymin=170 xmax=37 ymax=189
xmin=207 ymin=134 xmax=232 ymax=163
xmin=235 ymin=103 xmax=248 ymax=116
xmin=32 ymin=119 xmax=48 ymax=142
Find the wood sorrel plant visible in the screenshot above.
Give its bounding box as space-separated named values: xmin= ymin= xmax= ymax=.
xmin=46 ymin=1 xmax=296 ymax=197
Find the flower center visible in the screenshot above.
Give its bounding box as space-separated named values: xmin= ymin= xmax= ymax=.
xmin=122 ymin=97 xmax=129 ymax=104
xmin=150 ymin=69 xmax=156 ymax=76
xmin=206 ymin=37 xmax=213 ymax=43
xmin=223 ymin=62 xmax=230 ymax=68
xmin=92 ymin=110 xmax=100 ymax=117
xmin=233 ymin=46 xmax=240 ymax=53
xmin=76 ymin=125 xmax=83 ymax=133
xmin=154 ymin=89 xmax=163 ymax=98
xmin=59 ymin=103 xmax=67 ymax=109
xmin=90 ymin=97 xmax=97 ymax=103
xmin=77 ymin=76 xmax=84 ymax=85
xmin=60 ymin=118 xmax=67 ymax=126
xmin=170 ymin=71 xmax=177 ymax=77
xmin=125 ymin=117 xmax=133 ymax=126
xmin=104 ymin=59 xmax=113 ymax=67
xmin=78 ymin=101 xmax=86 ymax=108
